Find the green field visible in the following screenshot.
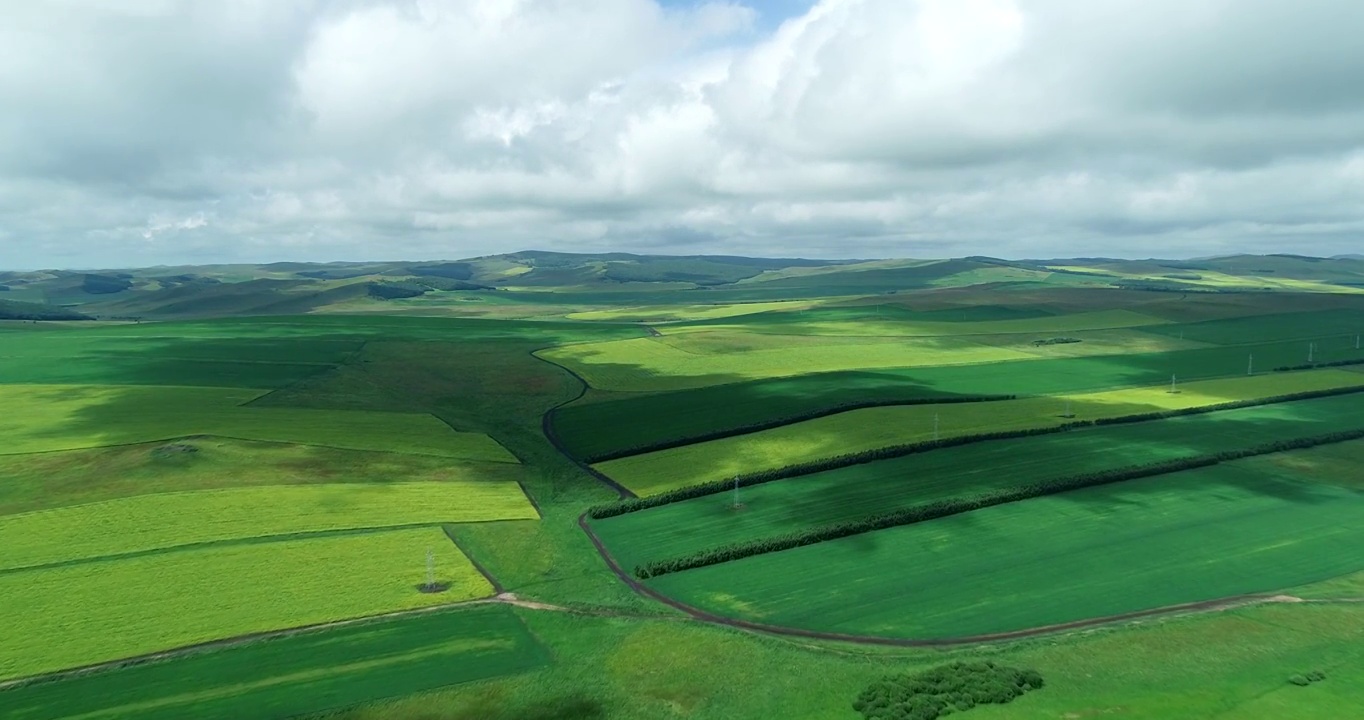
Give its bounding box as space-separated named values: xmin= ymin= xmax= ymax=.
xmin=0 ymin=527 xmax=493 ymax=681
xmin=552 ymin=370 xmax=982 ymax=461
xmin=0 ymin=384 xmax=516 ymax=461
xmin=1 ymin=605 xmax=550 ymax=720
xmin=649 ymin=451 xmax=1364 ymax=639
xmin=596 ymin=369 xmax=1364 ymax=495
xmin=591 ymin=392 xmax=1364 ymax=572
xmin=0 ymin=439 xmax=529 ymax=516
xmin=0 ymin=481 xmax=537 ymax=572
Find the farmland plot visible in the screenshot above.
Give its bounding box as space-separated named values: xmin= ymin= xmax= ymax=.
xmin=0 ymin=384 xmax=516 ymax=461
xmin=1 ymin=604 xmax=549 ymax=720
xmin=649 ymin=459 xmax=1364 ymax=640
xmin=0 ymin=527 xmax=494 ymax=681
xmin=591 ymin=392 xmax=1364 ymax=572
xmin=596 ymin=369 xmax=1364 ymax=495
xmin=0 ymin=481 xmax=538 ymax=571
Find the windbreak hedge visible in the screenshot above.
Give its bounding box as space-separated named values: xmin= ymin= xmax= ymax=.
xmin=588 ymin=384 xmax=1364 ymax=520
xmin=632 ymin=427 xmax=1364 ymax=579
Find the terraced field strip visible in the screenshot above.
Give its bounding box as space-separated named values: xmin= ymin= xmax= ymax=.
xmin=0 ymin=527 xmax=494 ymax=681
xmin=591 ymin=392 xmax=1364 ymax=572
xmin=648 ymin=454 xmax=1364 ymax=640
xmin=1141 ymin=308 xmax=1364 ymax=345
xmin=596 ymin=369 xmax=1364 ymax=495
xmin=539 ymin=333 xmax=1036 ymax=392
xmin=0 ymin=384 xmax=516 ymax=461
xmin=0 ymin=481 xmax=538 ymax=572
xmin=552 ymin=372 xmax=997 ymax=462
xmin=1 ymin=604 xmax=549 ymax=720
xmin=657 ymin=308 xmax=1168 ymax=338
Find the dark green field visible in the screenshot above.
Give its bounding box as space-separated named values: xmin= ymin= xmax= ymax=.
xmin=1 ymin=605 xmax=549 ymax=720
xmin=592 ymin=391 xmax=1364 ymax=573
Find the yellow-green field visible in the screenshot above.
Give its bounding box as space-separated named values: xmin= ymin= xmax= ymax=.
xmin=655 ymin=308 xmax=1169 ymax=337
xmin=0 ymin=384 xmax=516 ymax=462
xmin=0 ymin=481 xmax=538 ymax=571
xmin=0 ymin=527 xmax=491 ymax=682
xmin=542 ymin=335 xmax=1036 ymax=391
xmin=597 ymin=369 xmax=1364 ymax=495
xmin=565 ymin=299 xmax=820 ymax=323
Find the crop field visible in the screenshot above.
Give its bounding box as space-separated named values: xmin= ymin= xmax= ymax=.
xmin=0 ymin=384 xmax=516 ymax=461
xmin=0 ymin=527 xmax=494 ymax=681
xmin=0 ymin=481 xmax=538 ymax=571
xmin=1141 ymin=308 xmax=1364 ymax=345
xmin=564 ymin=299 xmax=819 ymax=323
xmin=648 ymin=456 xmax=1364 ymax=639
xmin=658 ymin=307 xmax=1169 ymax=338
xmin=540 ymin=333 xmax=1036 ymax=391
xmin=596 ymin=369 xmax=1364 ymax=495
xmin=0 ymin=439 xmax=528 ymax=516
xmin=591 ymin=392 xmax=1364 ymax=571
xmin=552 ymin=370 xmax=981 ymax=461
xmin=2 ymin=605 xmax=550 ymax=720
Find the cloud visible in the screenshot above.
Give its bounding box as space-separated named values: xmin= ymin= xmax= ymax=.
xmin=0 ymin=0 xmax=1362 ymax=269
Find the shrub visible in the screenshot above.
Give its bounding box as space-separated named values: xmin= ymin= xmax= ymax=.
xmin=854 ymin=662 xmax=1043 ymax=720
xmin=81 ymin=273 xmax=132 ymax=294
xmin=367 ymin=281 xmax=427 ymax=300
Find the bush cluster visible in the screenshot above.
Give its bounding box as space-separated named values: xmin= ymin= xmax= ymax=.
xmin=1274 ymin=358 xmax=1364 ymax=372
xmin=587 ymin=384 xmax=1364 ymax=520
xmin=1030 ymin=337 xmax=1082 ymax=346
xmin=81 ymin=273 xmax=133 ymax=294
xmin=367 ymin=281 xmax=427 ymax=300
xmin=853 ymin=662 xmax=1043 ymax=720
xmin=631 ymin=428 xmax=1364 ymax=579
xmin=577 ymin=394 xmax=1016 ymax=465
xmin=1288 ymin=670 xmax=1327 ymax=686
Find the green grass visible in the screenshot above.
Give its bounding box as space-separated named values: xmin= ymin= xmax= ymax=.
xmin=596 ymin=369 xmax=1364 ymax=495
xmin=0 ymin=384 xmax=516 ymax=461
xmin=0 ymin=438 xmax=529 ymax=516
xmin=0 ymin=604 xmax=550 ymax=720
xmin=591 ymin=393 xmax=1364 ymax=572
xmin=0 ymin=481 xmax=537 ymax=572
xmin=649 ymin=456 xmax=1364 ymax=639
xmin=1142 ymin=308 xmax=1364 ymax=345
xmin=552 ymin=370 xmax=981 ymax=461
xmin=0 ymin=527 xmax=495 ymax=681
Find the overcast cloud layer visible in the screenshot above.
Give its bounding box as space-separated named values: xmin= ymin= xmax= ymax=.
xmin=3 ymin=0 xmax=1363 ymax=268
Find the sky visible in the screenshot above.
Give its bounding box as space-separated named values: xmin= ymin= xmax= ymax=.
xmin=2 ymin=0 xmax=1363 ymax=269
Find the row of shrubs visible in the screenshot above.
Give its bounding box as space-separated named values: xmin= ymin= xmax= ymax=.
xmin=1274 ymin=357 xmax=1364 ymax=372
xmin=854 ymin=661 xmax=1043 ymax=720
xmin=575 ymin=394 xmax=1017 ymax=464
xmin=632 ymin=427 xmax=1364 ymax=579
xmin=588 ymin=384 xmax=1364 ymax=520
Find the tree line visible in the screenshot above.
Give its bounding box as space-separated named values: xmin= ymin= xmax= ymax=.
xmin=854 ymin=661 xmax=1043 ymax=720
xmin=632 ymin=427 xmax=1364 ymax=579
xmin=588 ymin=383 xmax=1364 ymax=520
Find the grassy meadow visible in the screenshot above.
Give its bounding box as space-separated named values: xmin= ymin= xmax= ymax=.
xmin=0 ymin=527 xmax=494 ymax=681
xmin=6 ymin=255 xmax=1364 ymax=720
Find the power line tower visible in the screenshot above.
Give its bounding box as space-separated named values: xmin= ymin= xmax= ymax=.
xmin=1062 ymin=398 xmax=1074 ymax=418
xmin=732 ymin=476 xmax=741 ymax=509
xmin=1248 ymin=353 xmax=1254 ymax=376
xmin=1169 ymin=374 xmax=1179 ymax=394
xmin=425 ymin=548 xmax=436 ymax=591
xmin=933 ymin=413 xmax=940 ymax=442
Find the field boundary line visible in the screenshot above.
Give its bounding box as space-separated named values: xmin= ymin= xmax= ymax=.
xmin=576 ymin=513 xmax=1355 ymax=649
xmin=0 ymin=519 xmax=539 ymax=578
xmin=529 ymin=348 xmax=637 ymax=498
xmin=441 ymin=524 xmax=506 ymax=595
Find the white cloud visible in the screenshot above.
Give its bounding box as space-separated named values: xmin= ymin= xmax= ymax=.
xmin=1 ymin=0 xmax=1363 ymax=269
